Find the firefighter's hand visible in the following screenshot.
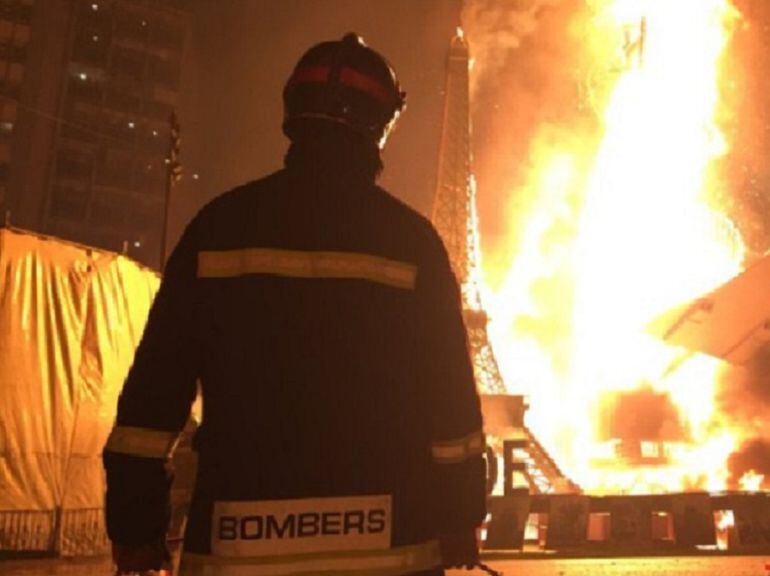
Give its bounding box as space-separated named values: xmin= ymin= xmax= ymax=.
xmin=439 ymin=530 xmax=480 ymax=569
xmin=112 ymin=543 xmax=166 ymax=575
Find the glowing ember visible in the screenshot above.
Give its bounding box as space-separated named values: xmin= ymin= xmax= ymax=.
xmin=738 ymin=469 xmax=765 ymax=492
xmin=714 ymin=509 xmax=735 ymax=550
xmin=484 ymin=0 xmax=744 ymax=494
xmin=716 ymin=510 xmax=735 ymax=532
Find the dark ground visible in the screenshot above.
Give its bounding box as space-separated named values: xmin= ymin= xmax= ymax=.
xmin=2 ymin=555 xmax=769 ymax=576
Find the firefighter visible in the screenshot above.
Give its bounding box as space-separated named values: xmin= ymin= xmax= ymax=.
xmin=104 ymin=33 xmax=486 ymax=576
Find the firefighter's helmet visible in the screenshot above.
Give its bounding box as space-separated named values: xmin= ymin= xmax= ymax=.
xmin=283 ymin=33 xmax=406 ymax=149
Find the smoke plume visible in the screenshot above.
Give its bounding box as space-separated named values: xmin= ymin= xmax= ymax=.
xmin=457 ymin=0 xmax=605 ymax=464
xmin=727 ymin=439 xmax=770 ymax=489
xmin=716 ymin=363 xmax=770 ymax=489
xmin=461 ymin=0 xmax=562 ymax=96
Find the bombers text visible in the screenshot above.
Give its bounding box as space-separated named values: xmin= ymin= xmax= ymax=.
xmin=218 ymin=508 xmax=388 ymax=541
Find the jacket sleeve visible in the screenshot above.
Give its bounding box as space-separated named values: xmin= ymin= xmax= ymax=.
xmin=103 ymin=219 xmax=202 ymax=550
xmin=418 ymin=227 xmax=486 ymax=533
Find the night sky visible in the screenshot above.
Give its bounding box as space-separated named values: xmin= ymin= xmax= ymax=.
xmin=171 ymin=0 xmax=463 ymax=248
xmin=172 ymin=0 xmax=770 ymax=262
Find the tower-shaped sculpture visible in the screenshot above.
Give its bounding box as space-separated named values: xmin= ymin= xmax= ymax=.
xmin=432 ymin=30 xmax=577 ymax=494
xmin=432 ymin=31 xmax=506 ymax=395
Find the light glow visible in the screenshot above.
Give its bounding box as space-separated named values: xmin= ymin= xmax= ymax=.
xmin=484 ymin=0 xmax=744 ymax=494
xmin=738 ymin=470 xmax=765 ymax=492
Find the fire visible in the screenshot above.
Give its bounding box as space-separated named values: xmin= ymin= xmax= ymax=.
xmin=716 ymin=509 xmax=735 ymax=531
xmin=484 ymin=0 xmax=743 ymax=493
xmin=714 ymin=509 xmax=735 ymax=550
xmin=738 ymin=470 xmax=765 ymax=492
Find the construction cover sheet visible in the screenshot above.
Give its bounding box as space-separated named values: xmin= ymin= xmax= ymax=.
xmin=0 ymin=228 xmax=159 ymax=555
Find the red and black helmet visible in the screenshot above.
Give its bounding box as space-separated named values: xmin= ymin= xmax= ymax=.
xmin=283 ymin=33 xmax=406 ymax=149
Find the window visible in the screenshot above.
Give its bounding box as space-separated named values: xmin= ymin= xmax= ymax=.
xmin=66 ymin=75 xmax=104 ymax=106
xmin=150 ymin=18 xmax=184 ymax=52
xmin=60 ymin=122 xmax=96 ymax=144
xmin=0 ymin=20 xmax=11 ymax=44
xmin=152 ymin=84 xmax=176 ymax=105
xmin=112 ymin=45 xmax=145 ymax=82
xmin=0 ymin=100 xmax=16 ymax=122
xmin=51 ymin=185 xmax=89 ymax=221
xmin=149 ymin=55 xmax=181 ymax=88
xmin=0 ymin=43 xmax=25 ymax=62
xmin=114 ymin=7 xmax=148 ymax=45
xmin=0 ymin=62 xmax=19 ymax=98
xmin=72 ymin=25 xmax=109 ymax=67
xmin=129 ymin=194 xmax=163 ymax=233
xmin=586 ymin=513 xmax=611 ymax=542
xmin=104 ymin=84 xmax=141 ymax=114
xmin=90 ymin=193 xmax=128 ymax=227
xmin=135 ymin=155 xmax=164 ymax=192
xmin=0 ymin=4 xmax=32 ymax=25
xmin=12 ymin=22 xmax=29 ymax=47
xmin=640 ymin=441 xmax=660 ymax=459
xmin=78 ymin=1 xmax=111 ymax=29
xmin=97 ymin=148 xmax=133 ymax=188
xmin=56 ymin=147 xmax=93 ymax=181
xmin=7 ymin=62 xmax=22 ymax=85
xmin=651 ymin=512 xmax=674 ymax=542
xmin=144 ymin=98 xmax=171 ymax=121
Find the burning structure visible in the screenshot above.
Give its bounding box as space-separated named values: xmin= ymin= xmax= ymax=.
xmin=443 ymin=0 xmax=770 ymax=552
xmin=431 ymin=29 xmax=576 ymax=496
xmin=458 ymin=0 xmax=768 ymax=497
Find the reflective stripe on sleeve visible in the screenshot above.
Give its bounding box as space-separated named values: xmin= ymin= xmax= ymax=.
xmin=179 ymin=540 xmax=441 ymax=576
xmin=197 ymin=249 xmax=417 ymax=291
xmin=104 ymin=426 xmax=181 ymax=459
xmin=431 ymin=430 xmax=486 ymax=464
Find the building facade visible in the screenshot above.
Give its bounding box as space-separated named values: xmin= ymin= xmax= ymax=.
xmin=2 ymin=0 xmax=190 ymax=267
xmin=0 ymin=0 xmax=33 ymax=216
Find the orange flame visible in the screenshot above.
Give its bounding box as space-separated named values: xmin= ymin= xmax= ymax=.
xmin=485 ymin=0 xmax=743 ymax=494
xmin=738 ymin=470 xmax=765 ymax=492
xmin=716 ymin=510 xmax=735 ymax=531
xmin=714 ymin=509 xmax=735 ymax=550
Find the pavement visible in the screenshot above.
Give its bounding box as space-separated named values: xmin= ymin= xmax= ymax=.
xmin=2 ymin=555 xmax=770 ymax=576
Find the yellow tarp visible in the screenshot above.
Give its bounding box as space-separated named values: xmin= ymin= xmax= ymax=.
xmin=0 ymin=227 xmax=159 ymax=555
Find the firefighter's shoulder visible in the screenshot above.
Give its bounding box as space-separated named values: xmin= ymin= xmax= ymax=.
xmin=180 ymin=171 xmax=287 ymax=246
xmin=191 ymin=171 xmax=285 ymax=228
xmin=371 ymin=184 xmax=447 ymax=258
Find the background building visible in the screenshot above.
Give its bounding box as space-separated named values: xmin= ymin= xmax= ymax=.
xmin=2 ymin=0 xmax=191 ymax=268
xmin=0 ymin=0 xmax=33 ymax=217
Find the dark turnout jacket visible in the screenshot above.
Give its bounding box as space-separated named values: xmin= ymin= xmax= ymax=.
xmin=103 ymin=154 xmax=486 ymax=576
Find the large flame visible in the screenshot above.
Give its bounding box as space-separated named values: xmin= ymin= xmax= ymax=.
xmin=485 ymin=0 xmax=743 ymax=494
xmin=738 ymin=469 xmax=765 ymax=492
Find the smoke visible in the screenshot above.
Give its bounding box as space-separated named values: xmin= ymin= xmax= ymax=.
xmin=709 ymin=0 xmax=770 ymax=491
xmin=599 ymin=388 xmax=690 ymax=443
xmin=459 ymin=0 xmax=593 ymax=243
xmin=727 ymin=439 xmax=770 ymax=488
xmin=457 ymin=0 xmax=606 ymax=466
xmin=716 ymin=364 xmax=770 ymax=478
xmin=715 ymin=0 xmax=770 ymax=254
xmin=461 ymin=0 xmax=562 ymax=95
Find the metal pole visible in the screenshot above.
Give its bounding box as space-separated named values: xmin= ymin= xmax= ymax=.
xmin=160 ymin=111 xmax=179 ymax=272
xmin=160 ymin=154 xmax=172 ymax=271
